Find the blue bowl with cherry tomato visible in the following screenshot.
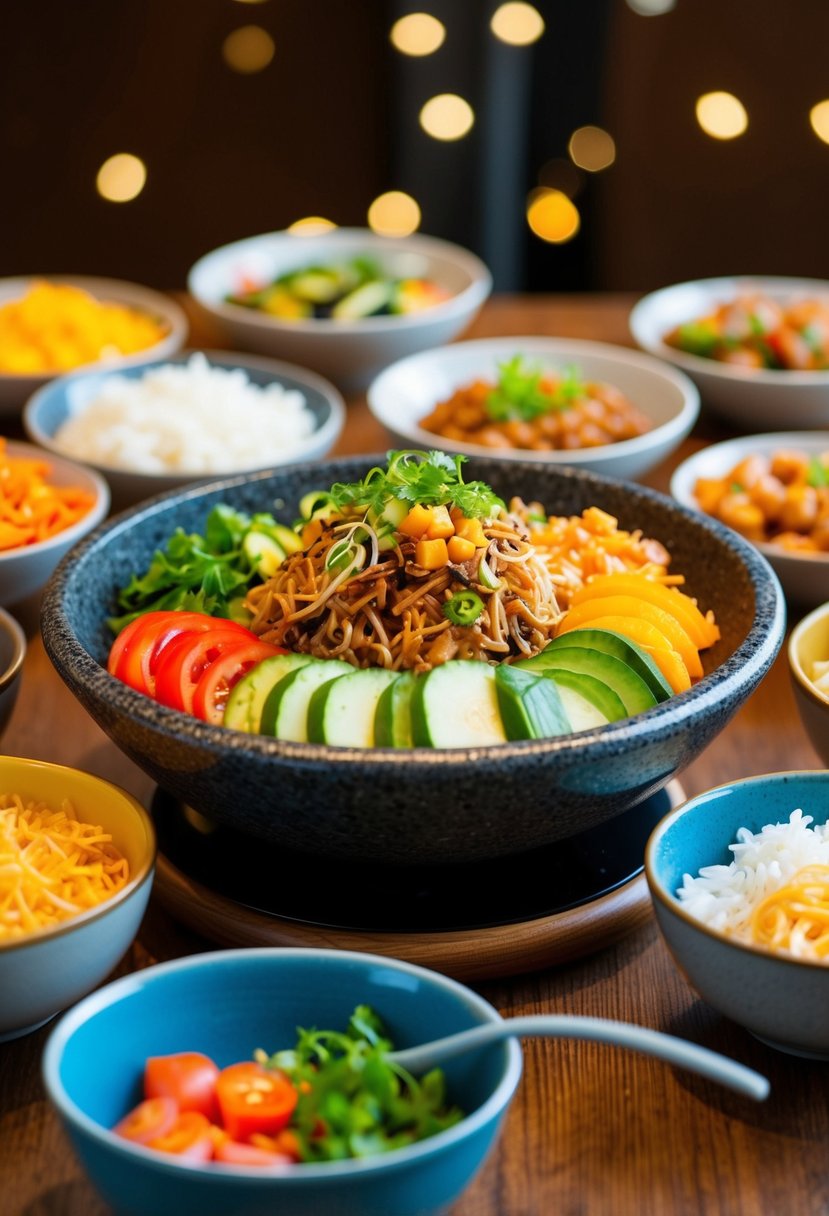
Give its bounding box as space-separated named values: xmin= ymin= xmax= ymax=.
xmin=42 ymin=947 xmax=523 ymax=1216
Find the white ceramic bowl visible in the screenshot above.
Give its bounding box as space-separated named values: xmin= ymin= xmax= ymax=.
xmin=367 ymin=336 xmax=699 ymax=481
xmin=0 ymin=756 xmax=155 ymax=1041
xmin=23 ymin=350 xmax=346 ymax=512
xmin=0 ymin=441 xmax=109 ymax=605
xmin=629 ymin=275 xmax=829 ymax=430
xmin=0 ymin=276 xmax=188 ymax=417
xmin=670 ymin=431 xmax=829 ymax=608
xmin=187 ymin=228 xmax=492 ymax=391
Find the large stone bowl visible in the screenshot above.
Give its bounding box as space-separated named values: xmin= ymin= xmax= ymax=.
xmin=40 ymin=455 xmax=785 ymax=867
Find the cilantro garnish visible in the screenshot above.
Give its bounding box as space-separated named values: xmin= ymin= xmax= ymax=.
xmin=326 ymin=450 xmax=504 ymax=520
xmin=484 ymin=355 xmax=586 ymax=423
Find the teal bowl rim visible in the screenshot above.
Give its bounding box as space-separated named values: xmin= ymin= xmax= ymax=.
xmin=0 ymin=758 xmax=156 ymax=956
xmin=644 ymin=769 xmax=829 ymax=974
xmin=42 ymin=946 xmax=524 ymax=1182
xmin=0 ymin=605 xmax=26 ymax=690
xmin=788 ymin=600 xmax=829 ymax=709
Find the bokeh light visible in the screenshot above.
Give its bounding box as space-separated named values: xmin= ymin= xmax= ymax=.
xmin=809 ymin=100 xmax=829 ymax=144
xmin=367 ymin=191 xmax=421 ymax=236
xmin=222 ymin=25 xmax=275 ymax=74
xmin=96 ymin=153 xmax=147 ymax=203
xmin=538 ymin=157 xmax=584 ymax=199
xmin=287 ymin=216 xmax=337 ymax=235
xmin=419 ymin=94 xmax=475 ymax=141
xmin=526 ymin=189 xmax=580 ymax=243
xmin=626 ymin=0 xmax=676 ymax=14
xmin=490 ymin=3 xmax=545 ymax=46
xmin=695 ymin=91 xmax=748 ymax=140
xmin=568 ymin=125 xmax=616 ymax=171
xmin=390 ymin=13 xmax=446 ymax=56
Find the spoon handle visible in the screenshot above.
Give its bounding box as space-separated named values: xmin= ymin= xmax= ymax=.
xmin=389 ymin=1015 xmax=770 ymax=1101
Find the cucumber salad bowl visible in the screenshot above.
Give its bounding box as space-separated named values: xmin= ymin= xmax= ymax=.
xmin=40 ymin=453 xmax=785 ymax=867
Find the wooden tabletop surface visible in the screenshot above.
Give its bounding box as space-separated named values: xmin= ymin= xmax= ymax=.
xmin=1 ymin=294 xmax=826 ymax=1216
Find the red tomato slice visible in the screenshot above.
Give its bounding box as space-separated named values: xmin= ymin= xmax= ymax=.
xmin=215 ymin=1062 xmax=298 ymax=1142
xmin=107 ymin=611 xmax=178 ymax=679
xmin=154 ymin=629 xmax=261 ymax=714
xmin=113 ymin=1095 xmax=179 ymax=1145
xmin=144 ymin=1052 xmax=220 ymax=1120
xmin=191 ymin=641 xmax=285 ymax=726
xmin=147 ymin=1110 xmax=217 ymax=1161
xmin=214 ymin=1140 xmax=294 ymax=1167
xmin=113 ymin=612 xmax=254 ymax=699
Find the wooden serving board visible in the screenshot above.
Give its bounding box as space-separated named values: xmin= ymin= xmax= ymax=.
xmin=152 ymin=781 xmax=684 ymax=982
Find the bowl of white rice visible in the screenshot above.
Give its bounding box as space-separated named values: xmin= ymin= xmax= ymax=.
xmin=645 ymin=771 xmax=829 ymax=1059
xmin=22 ymin=350 xmax=346 ymax=512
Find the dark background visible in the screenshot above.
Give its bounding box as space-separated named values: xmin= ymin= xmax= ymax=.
xmin=3 ymin=0 xmax=829 ymax=294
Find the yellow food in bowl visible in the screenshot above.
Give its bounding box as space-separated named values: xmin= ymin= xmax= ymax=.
xmin=0 ymin=281 xmax=167 ymax=375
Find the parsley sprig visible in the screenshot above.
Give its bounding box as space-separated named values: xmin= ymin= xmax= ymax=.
xmin=326 ymin=450 xmax=504 ymax=520
xmin=485 ymin=355 xmax=586 ymax=422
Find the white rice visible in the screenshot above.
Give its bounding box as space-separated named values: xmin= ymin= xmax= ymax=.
xmin=676 ymin=808 xmax=829 ymax=940
xmin=52 ymin=353 xmax=317 ymax=474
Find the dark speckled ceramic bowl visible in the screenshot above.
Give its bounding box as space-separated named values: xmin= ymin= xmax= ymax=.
xmin=40 ymin=455 xmax=786 ymax=866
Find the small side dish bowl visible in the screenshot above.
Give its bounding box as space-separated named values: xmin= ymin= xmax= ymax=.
xmin=0 ymin=275 xmax=188 ymax=417
xmin=646 ymin=771 xmax=829 ymax=1059
xmin=187 ymin=228 xmax=492 ymax=391
xmin=23 ymin=350 xmax=346 ymax=512
xmin=630 ymin=275 xmax=829 ymax=430
xmin=0 ymin=756 xmax=155 ymax=1040
xmin=670 ymin=431 xmax=829 ymax=608
xmin=42 ymin=947 xmax=522 ymax=1216
xmin=0 ymin=606 xmax=26 ymax=737
xmin=788 ymin=600 xmax=829 ymax=766
xmin=367 ymin=336 xmax=700 ymax=481
xmin=0 ymin=440 xmax=109 ymax=606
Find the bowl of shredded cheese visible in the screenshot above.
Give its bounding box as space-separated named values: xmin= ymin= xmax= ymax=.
xmin=0 ymin=277 xmax=188 ymax=416
xmin=0 ymin=756 xmax=155 ymax=1040
xmin=646 ymin=770 xmax=829 ymax=1058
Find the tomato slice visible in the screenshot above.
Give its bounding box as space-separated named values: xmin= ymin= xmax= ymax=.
xmin=144 ymin=1052 xmax=220 ymax=1120
xmin=191 ymin=641 xmax=284 ymax=726
xmin=113 ymin=612 xmax=253 ymax=699
xmin=154 ymin=629 xmax=262 ymax=713
xmin=113 ymin=1095 xmax=179 ymax=1145
xmin=147 ymin=1110 xmax=218 ymax=1161
xmin=215 ymin=1062 xmax=298 ymax=1141
xmin=214 ymin=1139 xmax=294 ymax=1167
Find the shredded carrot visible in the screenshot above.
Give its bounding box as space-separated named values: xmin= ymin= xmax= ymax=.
xmin=0 ymin=793 xmax=129 ymax=940
xmin=0 ymin=438 xmax=96 ymax=549
xmin=750 ymin=865 xmax=829 ymax=960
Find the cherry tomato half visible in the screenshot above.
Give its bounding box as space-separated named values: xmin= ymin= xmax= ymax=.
xmin=144 ymin=1052 xmax=220 ymax=1121
xmin=214 ymin=1139 xmax=294 ymax=1167
xmin=154 ymin=628 xmax=262 ymax=714
xmin=215 ymin=1062 xmax=298 ymax=1142
xmin=113 ymin=1095 xmax=179 ymax=1145
xmin=147 ymin=1110 xmax=218 ymax=1162
xmin=112 ymin=612 xmax=253 ymax=699
xmin=191 ymin=641 xmax=284 ymax=726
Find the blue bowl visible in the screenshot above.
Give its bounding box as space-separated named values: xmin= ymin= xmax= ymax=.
xmin=646 ymin=771 xmax=829 ymax=1059
xmin=42 ymin=948 xmax=523 ymax=1216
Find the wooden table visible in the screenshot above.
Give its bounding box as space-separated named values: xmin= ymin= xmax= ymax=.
xmin=2 ymin=295 xmax=827 ymax=1216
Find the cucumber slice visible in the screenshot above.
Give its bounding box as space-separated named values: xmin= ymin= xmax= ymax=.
xmin=243 ymin=530 xmax=286 ymax=578
xmin=265 ymin=522 xmax=304 ymax=555
xmin=262 ymin=658 xmax=353 ymax=742
xmin=553 ymin=683 xmax=612 ymax=732
xmin=410 ymin=661 xmax=507 ymax=749
xmin=494 ymin=665 xmax=572 ymax=740
xmin=308 ymin=668 xmax=399 ymax=747
xmin=331 ymin=281 xmax=394 ymax=320
xmin=542 ymin=669 xmax=626 ymax=725
xmin=287 ymin=270 xmax=341 ymax=304
xmin=224 ymin=653 xmax=312 ymax=733
xmin=538 ymin=628 xmax=673 ymax=702
xmin=374 ymin=671 xmax=416 ymax=748
xmin=518 ymin=648 xmax=657 ymax=717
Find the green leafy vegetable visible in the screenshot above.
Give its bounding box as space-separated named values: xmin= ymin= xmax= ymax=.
xmin=485 ymin=355 xmax=586 ymax=423
xmin=107 ymin=504 xmax=283 ymax=634
xmin=674 ymin=320 xmax=720 ymax=357
xmin=443 ymin=589 xmax=485 ymax=626
xmin=255 ymin=1004 xmax=463 ymax=1163
xmin=807 ymin=456 xmax=829 ymax=488
xmin=324 ymin=450 xmax=504 ymax=521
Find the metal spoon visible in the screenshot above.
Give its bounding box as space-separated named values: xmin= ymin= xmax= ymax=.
xmin=388 ymin=1015 xmax=770 ymax=1101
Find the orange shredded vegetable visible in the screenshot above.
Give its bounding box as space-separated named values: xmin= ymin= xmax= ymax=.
xmin=750 ymin=864 xmax=829 ymax=960
xmin=0 ymin=793 xmax=129 ymax=940
xmin=0 ymin=439 xmax=96 ymax=550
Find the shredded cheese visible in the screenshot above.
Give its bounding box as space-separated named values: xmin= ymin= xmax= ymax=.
xmin=0 ymin=793 xmax=129 ymax=940
xmin=750 ymin=864 xmax=829 ymax=960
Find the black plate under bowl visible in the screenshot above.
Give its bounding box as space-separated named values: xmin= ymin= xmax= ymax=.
xmin=151 ymin=784 xmax=671 ymax=934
